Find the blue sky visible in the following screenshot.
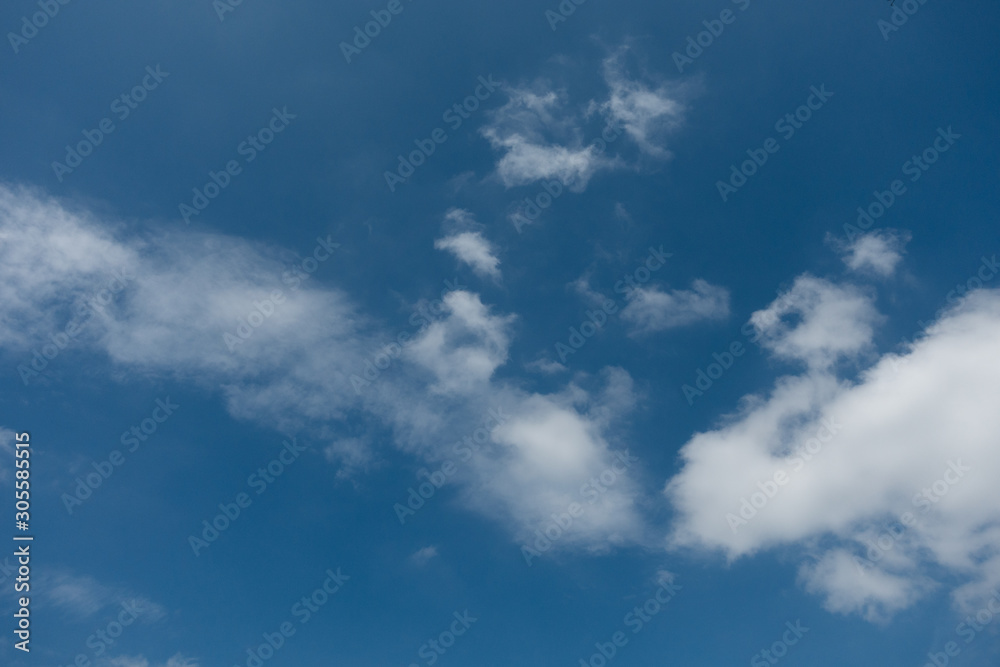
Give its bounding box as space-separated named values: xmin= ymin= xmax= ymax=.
xmin=1 ymin=0 xmax=1000 ymax=665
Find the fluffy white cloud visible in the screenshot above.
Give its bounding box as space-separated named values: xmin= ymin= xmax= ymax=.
xmin=434 ymin=209 xmax=501 ymax=280
xmin=666 ymin=281 xmax=1000 ymax=621
xmin=452 ymin=368 xmax=646 ymax=553
xmin=748 ymin=275 xmax=882 ymax=370
xmin=404 ymin=290 xmax=514 ymax=395
xmin=620 ymin=280 xmax=730 ymax=335
xmin=833 ymin=230 xmax=911 ymax=277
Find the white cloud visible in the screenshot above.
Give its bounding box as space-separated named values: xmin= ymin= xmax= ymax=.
xmin=17 ymin=182 xmax=1000 ymax=605
xmin=434 ymin=209 xmax=501 ymax=280
xmin=453 ymin=368 xmax=645 ymax=552
xmin=43 ymin=571 xmax=115 ymax=618
xmin=404 ymin=290 xmax=514 ymax=395
xmin=833 ymin=230 xmax=910 ymax=277
xmin=481 ymin=47 xmax=686 ymax=192
xmin=0 ymin=185 xmax=645 ymax=553
xmin=0 ymin=184 xmax=138 ymax=349
xmin=410 ymin=546 xmax=438 ymax=565
xmin=480 ymin=49 xmax=688 ymax=192
xmin=798 ymin=549 xmax=935 ymax=621
xmin=0 ymin=185 xmax=372 ymax=431
xmin=620 ymin=280 xmax=730 ymax=335
xmin=37 ymin=570 xmax=166 ymax=623
xmin=748 ymin=275 xmax=882 ymax=370
xmin=481 ymin=86 xmax=611 ymax=192
xmin=666 ymin=284 xmax=1000 ymax=621
xmin=525 ymin=357 xmax=568 ymax=375
xmin=323 ymin=437 xmax=374 ymax=481
xmin=596 ymin=46 xmax=687 ymax=159
xmin=613 ymin=202 xmax=634 ymax=226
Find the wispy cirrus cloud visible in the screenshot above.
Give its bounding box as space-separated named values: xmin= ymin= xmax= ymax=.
xmin=594 ymin=45 xmax=689 ymax=159
xmin=38 ymin=569 xmax=166 ymax=623
xmin=620 ymin=280 xmax=730 ymax=335
xmin=480 ymin=44 xmax=690 ymax=192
